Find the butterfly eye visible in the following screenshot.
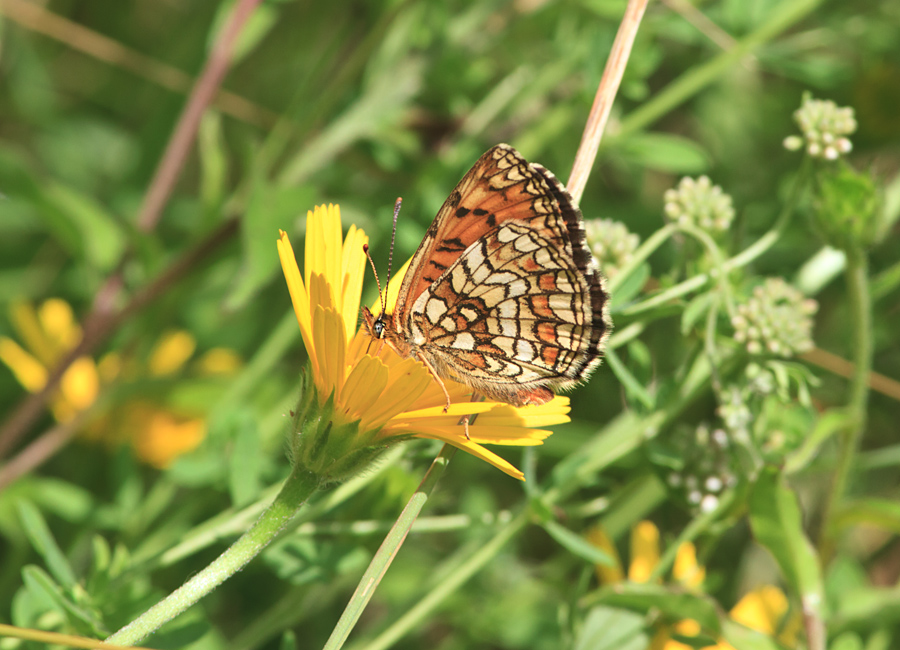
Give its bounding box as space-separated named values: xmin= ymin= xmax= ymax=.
xmin=373 ymin=318 xmax=385 ymax=339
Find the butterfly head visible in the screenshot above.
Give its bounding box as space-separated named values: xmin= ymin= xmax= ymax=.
xmin=361 ymin=306 xmax=387 ymax=340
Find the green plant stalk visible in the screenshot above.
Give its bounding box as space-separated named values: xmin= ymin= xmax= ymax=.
xmin=820 ymin=248 xmax=872 ymax=555
xmin=350 ymin=510 xmax=530 ymax=650
xmin=623 ymin=159 xmax=810 ymax=319
xmin=350 ymin=352 xmax=722 ymax=649
xmin=607 ymin=223 xmax=677 ymax=296
xmin=322 ymin=444 xmax=456 ymax=650
xmin=105 ymin=467 xmax=320 ymax=645
xmin=648 ymin=489 xmax=737 ymax=582
xmin=616 ymin=0 xmax=823 ymax=139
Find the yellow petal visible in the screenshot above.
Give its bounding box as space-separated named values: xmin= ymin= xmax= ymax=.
xmin=149 ymin=330 xmax=196 ymax=376
xmin=197 ymin=348 xmax=242 ymax=375
xmin=10 ymin=301 xmax=54 ymax=366
xmin=464 ymin=425 xmax=551 ymax=445
xmin=60 ymin=356 xmax=99 ymax=410
xmin=39 ymin=298 xmax=81 ymax=353
xmin=361 ymin=358 xmax=431 ymax=432
xmin=278 ymin=230 xmax=315 ymax=371
xmin=729 ymin=585 xmax=787 ymax=635
xmin=416 ymin=429 xmax=524 ymax=480
xmin=341 ymin=224 xmax=368 ymax=342
xmin=0 ymin=337 xmax=48 ymax=392
xmin=673 ymin=542 xmax=705 ymax=589
xmin=312 ymin=307 xmax=346 ymax=398
xmin=134 ymin=413 xmax=206 ymax=468
xmin=586 ymin=526 xmax=625 ymax=584
xmin=629 ymin=520 xmax=660 ymax=583
xmin=341 ymin=354 xmax=389 ymax=420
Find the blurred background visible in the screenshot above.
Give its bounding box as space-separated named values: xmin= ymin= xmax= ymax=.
xmin=0 ymin=0 xmax=899 ymax=648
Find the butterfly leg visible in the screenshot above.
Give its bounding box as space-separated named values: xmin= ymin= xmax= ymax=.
xmin=460 ymin=414 xmax=471 ymax=440
xmin=415 ymin=351 xmax=453 ymax=412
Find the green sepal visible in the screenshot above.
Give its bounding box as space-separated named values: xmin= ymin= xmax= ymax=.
xmin=289 ymin=367 xmax=391 ymax=483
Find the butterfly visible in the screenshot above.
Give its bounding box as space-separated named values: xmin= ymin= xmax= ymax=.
xmin=363 ymin=144 xmax=610 ymax=409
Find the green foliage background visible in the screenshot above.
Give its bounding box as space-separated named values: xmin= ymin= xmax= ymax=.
xmin=1 ymin=0 xmax=899 ymax=648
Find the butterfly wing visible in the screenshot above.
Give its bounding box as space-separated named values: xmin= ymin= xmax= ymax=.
xmin=395 ymin=144 xmax=609 ymax=405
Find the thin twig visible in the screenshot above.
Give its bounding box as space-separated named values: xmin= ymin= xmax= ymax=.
xmin=567 ymin=0 xmax=649 ymax=203
xmin=0 ymin=408 xmax=92 ymax=490
xmin=137 ymin=0 xmax=265 ymax=231
xmin=0 ymin=0 xmax=277 ymax=128
xmin=803 ymin=347 xmax=900 ymax=403
xmin=0 ymin=219 xmax=239 ymax=462
xmin=0 ymin=0 xmax=261 ymax=459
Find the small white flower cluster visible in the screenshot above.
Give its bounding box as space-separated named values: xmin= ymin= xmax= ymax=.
xmin=584 ymin=218 xmax=640 ymax=278
xmin=663 ymin=176 xmax=734 ymax=233
xmin=731 ymin=278 xmax=818 ymax=357
xmin=667 ymin=424 xmax=736 ymax=513
xmin=783 ymin=96 xmax=856 ymax=160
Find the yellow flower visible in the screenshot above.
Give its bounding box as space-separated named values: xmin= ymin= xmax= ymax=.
xmin=0 ymin=300 xmax=100 ymax=424
xmin=277 ymin=204 xmax=571 ymax=481
xmin=588 ymin=521 xmax=799 ymax=650
xmin=0 ymin=300 xmax=229 ymax=468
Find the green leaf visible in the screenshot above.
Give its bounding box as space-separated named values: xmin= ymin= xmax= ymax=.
xmin=618 ymin=133 xmax=710 ymax=174
xmin=541 ymin=519 xmax=615 ymax=567
xmin=681 ymin=292 xmax=714 ymax=336
xmin=610 ymin=262 xmax=650 ymax=312
xmin=17 ymin=501 xmax=77 ymax=590
xmin=748 ymin=467 xmax=825 ymax=618
xmin=606 ymin=347 xmax=655 ymax=409
xmin=590 ymin=582 xmax=721 ymax=633
xmin=226 ymin=179 xmax=315 ymax=309
xmin=832 ymin=584 xmax=900 ymax=632
xmin=227 ymin=409 xmax=265 ymax=507
xmin=573 ymin=606 xmax=649 ymax=650
xmin=784 ymin=408 xmax=853 ymax=474
xmin=832 ymin=498 xmax=900 ymax=536
xmin=199 ymin=112 xmax=228 ymax=217
xmin=43 ymin=184 xmax=126 ymax=271
xmin=719 ymin=618 xmax=784 ymax=650
xmin=21 ymin=565 xmax=105 ymax=636
xmin=209 ymin=1 xmax=280 ymax=64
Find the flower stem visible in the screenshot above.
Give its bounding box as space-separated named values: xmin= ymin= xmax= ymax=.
xmin=819 ymin=248 xmax=871 ymax=558
xmin=105 ymin=468 xmax=320 ymax=645
xmin=322 ymin=444 xmax=456 ymax=650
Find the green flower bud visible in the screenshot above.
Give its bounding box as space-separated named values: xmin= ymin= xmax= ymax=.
xmin=811 ymin=164 xmax=884 ymax=250
xmin=289 ymin=369 xmax=393 ymax=483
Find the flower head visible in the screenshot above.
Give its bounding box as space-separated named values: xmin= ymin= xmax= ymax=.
xmin=663 ymin=176 xmax=735 ymax=234
xmin=588 ymin=522 xmax=800 ymax=650
xmin=0 ymin=300 xmax=220 ymax=468
xmin=783 ymin=94 xmax=856 ymax=160
xmin=730 ymin=278 xmax=817 ymax=357
xmin=277 ymin=204 xmax=570 ymax=481
xmin=584 ymin=218 xmax=640 ymax=279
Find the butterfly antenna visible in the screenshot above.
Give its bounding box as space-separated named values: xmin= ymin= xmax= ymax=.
xmin=363 ymin=243 xmax=386 ymax=316
xmin=386 ymin=197 xmax=402 ymax=289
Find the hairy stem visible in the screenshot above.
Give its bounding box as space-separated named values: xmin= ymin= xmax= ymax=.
xmin=106 ymin=467 xmax=320 ymax=645
xmin=819 ymin=248 xmax=872 ymax=558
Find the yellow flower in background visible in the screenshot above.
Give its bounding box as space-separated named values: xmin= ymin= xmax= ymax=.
xmin=0 ymin=300 xmax=100 ymax=423
xmin=277 ymin=204 xmax=571 ymax=481
xmin=0 ymin=300 xmax=238 ymax=468
xmin=588 ymin=521 xmax=800 ymax=650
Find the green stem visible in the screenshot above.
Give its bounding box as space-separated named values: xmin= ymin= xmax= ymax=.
xmin=820 ymin=248 xmax=871 ymax=556
xmin=622 ymin=160 xmax=809 ymax=319
xmin=607 ymin=223 xmax=677 ymax=295
xmin=322 ymin=444 xmax=456 ymax=650
xmin=105 ymin=467 xmax=320 ymax=645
